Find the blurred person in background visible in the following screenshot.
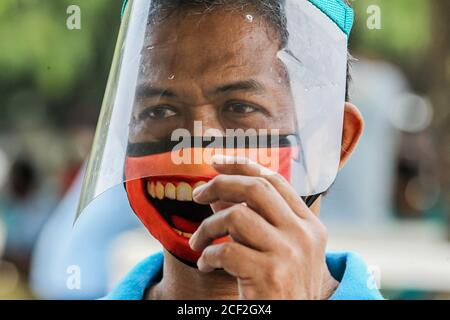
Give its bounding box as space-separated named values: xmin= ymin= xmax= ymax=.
xmin=0 ymin=157 xmax=56 ymax=275
xmin=322 ymin=58 xmax=408 ymax=225
xmin=30 ymin=165 xmax=141 ymax=299
xmin=29 ymin=103 xmax=144 ymax=299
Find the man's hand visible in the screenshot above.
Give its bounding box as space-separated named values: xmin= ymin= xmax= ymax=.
xmin=189 ymin=155 xmax=339 ymax=300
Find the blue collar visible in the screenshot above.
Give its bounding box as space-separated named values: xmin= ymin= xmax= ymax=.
xmin=104 ymin=251 xmax=383 ymax=300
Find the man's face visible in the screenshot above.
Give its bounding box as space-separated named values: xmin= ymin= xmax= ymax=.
xmin=125 ymin=8 xmax=298 ymax=264
xmin=130 ymin=8 xmax=296 ymax=142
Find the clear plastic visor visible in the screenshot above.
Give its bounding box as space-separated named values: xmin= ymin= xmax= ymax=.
xmin=77 ymin=0 xmax=349 ymax=219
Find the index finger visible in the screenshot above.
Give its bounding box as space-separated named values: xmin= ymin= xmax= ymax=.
xmin=210 ymin=155 xmax=312 ymax=219
xmin=192 ymin=174 xmax=294 ymax=227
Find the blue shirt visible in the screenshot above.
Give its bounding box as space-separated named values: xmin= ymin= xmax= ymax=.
xmin=104 ymin=251 xmax=383 ymax=300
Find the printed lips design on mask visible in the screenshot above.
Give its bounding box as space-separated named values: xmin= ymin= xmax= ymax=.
xmin=145 ymin=178 xmax=210 ymax=239
xmin=124 ymin=138 xmax=297 ymax=265
xmin=125 ymin=173 xmax=218 ymax=265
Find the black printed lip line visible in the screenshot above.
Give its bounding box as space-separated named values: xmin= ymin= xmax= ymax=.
xmin=126 ymin=134 xmax=299 ymax=157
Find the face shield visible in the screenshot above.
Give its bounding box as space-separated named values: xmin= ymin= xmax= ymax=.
xmin=76 ymin=0 xmax=352 ymax=264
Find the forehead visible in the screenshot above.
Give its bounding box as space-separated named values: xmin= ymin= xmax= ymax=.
xmin=139 ymin=8 xmax=283 ymax=84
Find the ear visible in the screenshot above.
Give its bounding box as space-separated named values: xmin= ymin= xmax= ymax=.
xmin=339 ymin=102 xmax=364 ymax=169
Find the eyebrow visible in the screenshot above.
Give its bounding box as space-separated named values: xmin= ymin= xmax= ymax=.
xmin=136 ymin=86 xmax=178 ymax=99
xmin=136 ymin=79 xmax=266 ymax=100
xmin=215 ymin=79 xmax=265 ymax=94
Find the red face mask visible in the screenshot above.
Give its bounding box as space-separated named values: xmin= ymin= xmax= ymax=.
xmin=125 ymin=139 xmax=296 ymax=265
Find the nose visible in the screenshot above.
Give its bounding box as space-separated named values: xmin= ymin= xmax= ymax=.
xmin=184 ymin=105 xmax=225 ymax=136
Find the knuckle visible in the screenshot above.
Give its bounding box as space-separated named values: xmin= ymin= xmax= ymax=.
xmin=308 ymin=217 xmax=328 ymax=245
xmin=202 ymin=247 xmax=215 ymax=264
xmin=293 ymin=218 xmax=328 ymax=247
xmin=253 ymin=177 xmax=272 ymax=191
xmin=264 ymin=262 xmax=283 ymax=288
xmin=218 ymin=243 xmax=235 ymax=260
xmin=292 ymin=216 xmax=306 ymax=232
xmin=316 ymin=223 xmax=328 ymax=243
xmin=282 ymin=243 xmax=299 ymax=260
xmin=211 ymin=175 xmax=226 ymax=188
xmin=199 ymin=219 xmax=213 ymax=238
xmin=226 ymin=205 xmax=245 ymax=225
xmin=268 ymin=172 xmax=287 ymax=185
xmin=303 ymin=229 xmax=318 ymax=249
xmin=202 ymin=246 xmax=213 ymax=262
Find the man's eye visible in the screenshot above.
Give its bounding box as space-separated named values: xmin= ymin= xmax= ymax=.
xmin=139 ymin=106 xmax=178 ymax=120
xmin=224 ymin=103 xmax=259 ymax=115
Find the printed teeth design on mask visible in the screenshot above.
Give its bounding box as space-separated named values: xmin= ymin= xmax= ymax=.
xmin=173 ymin=228 xmax=193 ymax=239
xmin=146 ymin=181 xmax=207 ymax=202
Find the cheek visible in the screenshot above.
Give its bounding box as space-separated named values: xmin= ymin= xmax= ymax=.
xmin=274 ymin=108 xmax=297 ymax=133
xmin=220 ymin=114 xmax=272 ymax=130
xmin=266 ymin=89 xmax=297 ymax=133
xmin=130 ymin=117 xmax=184 ymax=143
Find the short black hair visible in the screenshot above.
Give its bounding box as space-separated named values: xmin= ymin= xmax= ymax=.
xmin=147 ymin=0 xmax=352 ymax=100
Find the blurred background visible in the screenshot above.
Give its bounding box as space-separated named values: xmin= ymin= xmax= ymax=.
xmin=0 ymin=0 xmax=448 ymax=299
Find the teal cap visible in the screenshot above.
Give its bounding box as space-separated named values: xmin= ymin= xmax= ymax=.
xmin=308 ymin=0 xmax=354 ymax=36
xmin=121 ymin=0 xmax=354 ymax=36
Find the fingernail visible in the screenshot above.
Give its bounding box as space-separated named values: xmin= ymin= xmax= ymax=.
xmin=197 ymin=257 xmax=204 ymax=271
xmin=259 ymin=166 xmax=276 ymax=176
xmin=189 ymin=233 xmax=198 ymax=250
xmin=192 ymin=182 xmax=208 ymax=199
xmin=211 ymin=154 xmax=235 ymax=165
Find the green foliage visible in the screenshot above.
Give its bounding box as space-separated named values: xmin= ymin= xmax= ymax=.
xmin=351 ymin=0 xmax=431 ymax=59
xmin=0 ymin=0 xmax=434 ymax=129
xmin=0 ymin=0 xmax=121 ymax=128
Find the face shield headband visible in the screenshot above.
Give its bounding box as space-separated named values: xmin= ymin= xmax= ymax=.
xmin=122 ymin=0 xmax=354 ymax=37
